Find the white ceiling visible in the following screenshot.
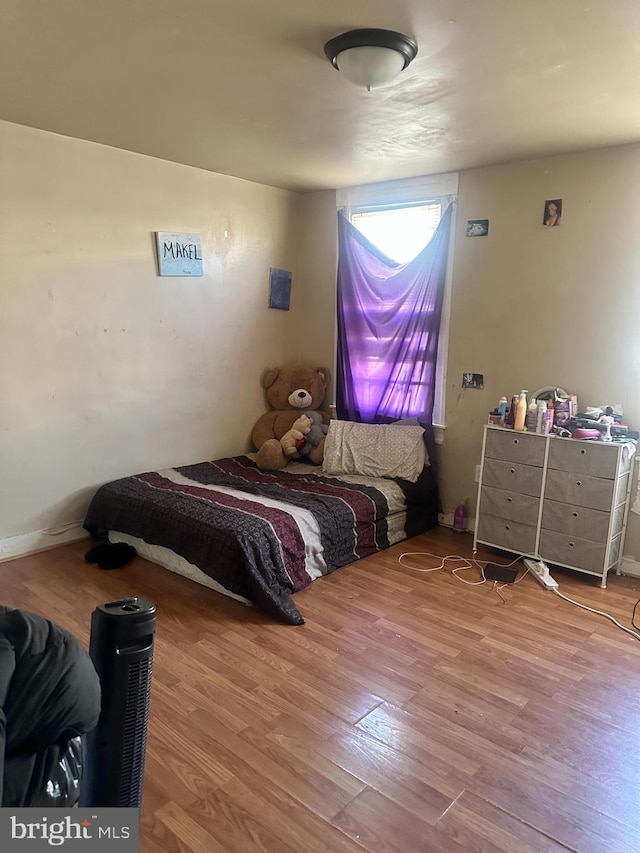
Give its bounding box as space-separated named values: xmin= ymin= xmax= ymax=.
xmin=2 ymin=1 xmax=640 ymax=192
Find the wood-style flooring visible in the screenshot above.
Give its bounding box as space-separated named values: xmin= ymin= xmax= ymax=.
xmin=2 ymin=528 xmax=640 ymax=852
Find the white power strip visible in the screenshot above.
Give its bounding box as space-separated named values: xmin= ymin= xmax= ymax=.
xmin=523 ymin=558 xmax=558 ymax=589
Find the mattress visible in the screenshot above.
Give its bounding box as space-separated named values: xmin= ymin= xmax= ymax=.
xmin=84 ymin=455 xmax=438 ymax=624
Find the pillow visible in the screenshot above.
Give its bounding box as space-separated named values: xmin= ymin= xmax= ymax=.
xmin=322 ymin=420 xmax=427 ymax=482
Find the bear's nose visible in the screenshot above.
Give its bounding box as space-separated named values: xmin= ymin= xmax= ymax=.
xmin=296 ymin=391 xmax=306 ymax=398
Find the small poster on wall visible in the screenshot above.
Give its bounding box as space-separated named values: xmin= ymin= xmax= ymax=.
xmin=543 ymin=199 xmax=562 ymax=227
xmin=155 ymin=232 xmax=203 ymax=276
xmin=268 ymin=268 xmax=292 ymax=310
xmin=466 ymin=219 xmax=489 ymax=237
xmin=462 ymin=373 xmax=484 ymax=389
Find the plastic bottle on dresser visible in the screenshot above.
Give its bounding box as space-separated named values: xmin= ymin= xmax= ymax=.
xmin=526 ymin=398 xmax=537 ymax=432
xmin=498 ymin=396 xmax=509 ymax=424
xmin=506 ymin=395 xmax=518 ymax=428
xmin=514 ymin=390 xmax=528 ymax=432
xmin=546 ymin=399 xmax=555 ymax=433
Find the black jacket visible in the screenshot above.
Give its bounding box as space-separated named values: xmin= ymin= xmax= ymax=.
xmin=0 ymin=605 xmax=101 ymax=806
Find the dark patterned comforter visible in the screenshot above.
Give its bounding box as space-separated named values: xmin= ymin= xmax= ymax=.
xmin=83 ymin=456 xmax=438 ymax=624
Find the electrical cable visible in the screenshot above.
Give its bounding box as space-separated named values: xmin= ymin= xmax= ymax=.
xmin=397 ymin=553 xmax=472 ymax=573
xmin=397 ymin=550 xmax=525 ymax=590
xmin=398 ymin=548 xmax=640 ymax=638
xmin=551 ymin=588 xmax=640 ymax=642
xmin=493 ymin=581 xmax=507 ymax=603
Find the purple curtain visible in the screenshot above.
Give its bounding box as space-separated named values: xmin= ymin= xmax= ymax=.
xmin=336 ymin=203 xmax=453 ymax=465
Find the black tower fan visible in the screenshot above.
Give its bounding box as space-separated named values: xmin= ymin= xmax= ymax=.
xmin=81 ymin=597 xmax=157 ymax=807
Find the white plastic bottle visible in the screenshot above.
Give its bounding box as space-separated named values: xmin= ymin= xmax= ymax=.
xmin=514 ymin=390 xmax=528 ymax=432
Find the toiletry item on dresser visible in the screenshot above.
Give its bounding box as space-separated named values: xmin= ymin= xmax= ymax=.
xmin=569 ymin=394 xmax=579 ymax=418
xmin=546 ymin=399 xmax=554 ymax=433
xmin=536 ymin=400 xmax=546 ymax=433
xmin=497 ymin=396 xmax=509 ymax=425
xmin=514 ymin=390 xmax=528 ymax=432
xmin=554 ymin=392 xmax=572 ymax=427
xmin=526 ymin=398 xmax=538 ymax=432
xmin=506 ymin=395 xmax=518 ymax=429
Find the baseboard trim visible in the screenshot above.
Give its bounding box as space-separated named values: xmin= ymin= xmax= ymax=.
xmin=620 ymin=555 xmax=640 ymax=579
xmin=439 ymin=511 xmax=476 ymax=533
xmin=0 ymin=524 xmax=88 ymax=563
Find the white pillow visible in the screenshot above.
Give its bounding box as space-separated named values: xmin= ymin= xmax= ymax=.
xmin=322 ymin=421 xmax=427 ymax=482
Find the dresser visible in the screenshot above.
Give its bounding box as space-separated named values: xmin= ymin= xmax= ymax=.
xmin=474 ymin=425 xmax=635 ymax=586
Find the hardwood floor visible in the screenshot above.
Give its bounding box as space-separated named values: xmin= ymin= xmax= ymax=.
xmin=2 ymin=527 xmax=640 ymax=852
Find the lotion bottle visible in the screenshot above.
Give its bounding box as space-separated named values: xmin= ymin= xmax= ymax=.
xmin=453 ymin=499 xmax=468 ymax=533
xmin=514 ymin=390 xmax=528 ymax=432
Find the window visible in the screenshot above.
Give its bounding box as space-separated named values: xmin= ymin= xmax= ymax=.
xmin=337 ymin=174 xmax=457 ymax=434
xmin=351 ymin=202 xmax=442 ymax=264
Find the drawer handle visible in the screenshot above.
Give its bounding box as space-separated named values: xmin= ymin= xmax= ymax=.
xmin=504 ymin=524 xmax=511 ymax=530
xmin=510 ymin=468 xmax=516 ymax=474
xmin=569 ymin=542 xmax=575 ymax=547
xmin=507 ymin=497 xmax=512 ymax=502
xmin=513 ymin=439 xmax=519 ymax=445
xmin=573 ymin=512 xmax=578 ymax=517
xmin=580 ymin=449 xmax=586 ymax=455
xmin=576 ymin=481 xmax=583 ymax=487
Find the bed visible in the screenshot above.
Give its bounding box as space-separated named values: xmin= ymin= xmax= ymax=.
xmin=83 ymin=424 xmax=439 ymax=624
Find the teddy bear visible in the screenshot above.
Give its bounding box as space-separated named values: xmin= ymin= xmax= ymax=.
xmin=279 ymin=411 xmax=329 ymax=461
xmin=252 ymin=366 xmax=331 ymax=470
xmin=280 ymin=413 xmax=312 ymax=459
xmin=286 ymin=411 xmax=329 ymax=459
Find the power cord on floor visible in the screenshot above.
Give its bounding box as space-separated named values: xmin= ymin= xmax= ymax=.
xmin=397 ymin=551 xmax=525 ymax=602
xmin=398 ymin=548 xmax=640 ymax=638
xmin=551 ymin=588 xmax=640 ymax=642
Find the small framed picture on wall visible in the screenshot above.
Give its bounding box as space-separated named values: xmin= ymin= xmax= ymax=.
xmin=268 ymin=268 xmax=292 ymax=310
xmin=543 ymin=199 xmax=562 ymax=227
xmin=466 ymin=219 xmax=489 ymax=237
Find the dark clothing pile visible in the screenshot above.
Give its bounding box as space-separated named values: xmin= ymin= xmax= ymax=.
xmin=0 ymin=605 xmax=101 ymax=806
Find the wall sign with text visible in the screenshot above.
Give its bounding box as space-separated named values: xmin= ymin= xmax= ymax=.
xmin=155 ymin=232 xmax=203 ymax=276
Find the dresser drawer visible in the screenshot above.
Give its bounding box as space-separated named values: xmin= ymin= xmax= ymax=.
xmin=548 ymin=439 xmax=620 ymax=479
xmin=485 ymin=429 xmax=546 ymax=466
xmin=480 ymin=486 xmax=540 ymax=526
xmin=476 ymin=515 xmax=537 ymax=555
xmin=538 ymin=530 xmax=607 ymax=575
xmin=543 ymin=469 xmax=615 ymax=512
xmin=541 ymin=499 xmax=622 ymax=544
xmin=482 ymin=458 xmax=544 ymax=497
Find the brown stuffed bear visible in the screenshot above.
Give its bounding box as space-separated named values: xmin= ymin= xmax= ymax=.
xmin=252 ymin=366 xmax=331 ymax=470
xmin=280 ymin=413 xmax=312 ymax=460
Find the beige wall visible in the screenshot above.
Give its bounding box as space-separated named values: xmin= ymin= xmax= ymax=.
xmin=0 ymin=120 xmax=301 ymax=541
xmin=441 ymin=144 xmax=640 ymax=557
xmin=4 ymin=121 xmax=640 ymax=560
xmin=292 ymin=144 xmax=640 ymax=560
xmin=288 ymin=190 xmax=338 ymax=401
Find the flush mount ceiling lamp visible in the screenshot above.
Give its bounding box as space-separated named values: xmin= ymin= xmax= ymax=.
xmin=324 ymin=28 xmax=418 ymax=91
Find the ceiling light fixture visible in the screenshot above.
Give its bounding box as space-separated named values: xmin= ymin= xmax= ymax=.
xmin=324 ymin=28 xmax=418 ymax=91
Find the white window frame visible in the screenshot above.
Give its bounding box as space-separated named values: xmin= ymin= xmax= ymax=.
xmin=336 ymin=173 xmax=458 ymax=442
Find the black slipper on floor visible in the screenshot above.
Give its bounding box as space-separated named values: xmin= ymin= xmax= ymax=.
xmin=84 ymin=542 xmax=136 ymax=570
